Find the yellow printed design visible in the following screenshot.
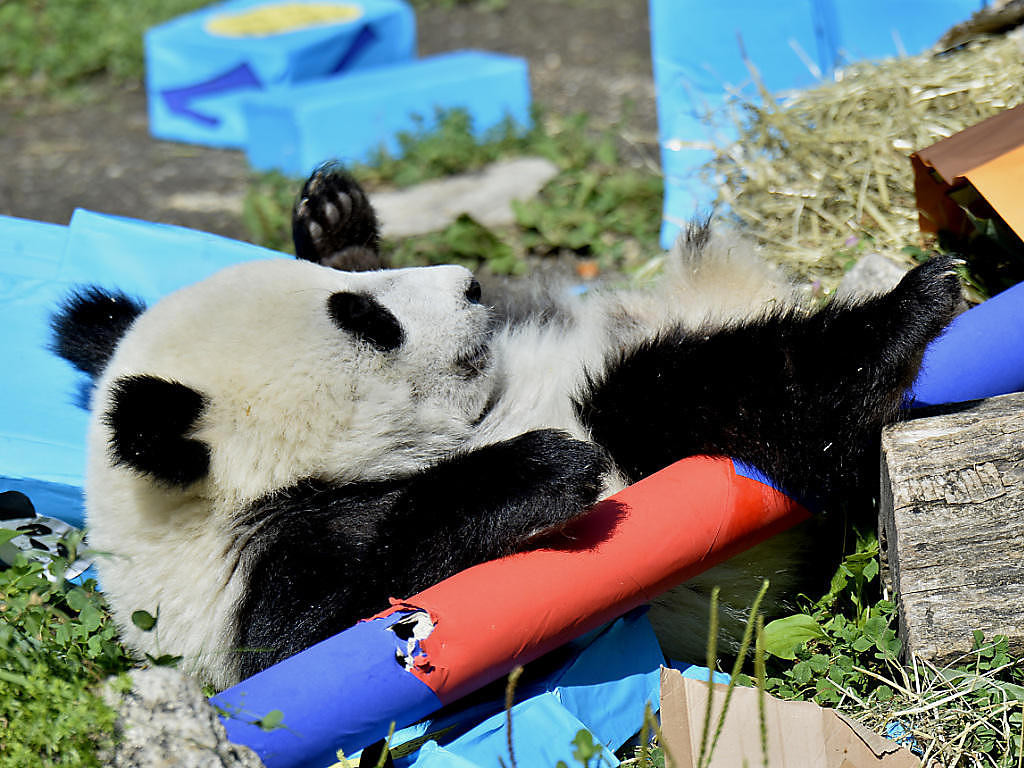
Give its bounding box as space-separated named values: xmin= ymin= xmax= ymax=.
xmin=205 ymin=3 xmax=363 ymax=38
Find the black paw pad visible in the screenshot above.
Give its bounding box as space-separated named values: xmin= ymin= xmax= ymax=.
xmin=292 ymin=164 xmax=382 ymax=271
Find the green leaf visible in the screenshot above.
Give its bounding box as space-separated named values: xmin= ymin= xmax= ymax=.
xmin=145 ymin=653 xmax=183 ymax=667
xmin=572 ymin=729 xmax=601 ymax=763
xmin=862 ymin=559 xmax=879 ymax=582
xmin=792 ymin=661 xmax=813 ymax=684
xmin=257 ymin=709 xmax=285 ymax=732
xmin=808 ymin=653 xmax=830 ymax=674
xmin=852 ymin=635 xmax=873 ymax=653
xmin=65 ymin=587 xmax=89 ymax=613
xmin=78 ymin=603 xmax=102 ymax=633
xmin=762 ymin=614 xmax=827 ymax=660
xmin=131 ymin=609 xmax=157 ymax=632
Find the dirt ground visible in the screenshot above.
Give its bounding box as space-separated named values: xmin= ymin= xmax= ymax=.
xmin=0 ymin=0 xmax=657 ymax=243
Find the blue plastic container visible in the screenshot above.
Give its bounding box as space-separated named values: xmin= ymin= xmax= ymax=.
xmin=243 ymin=49 xmax=531 ymax=176
xmin=145 ymin=0 xmax=415 ymax=148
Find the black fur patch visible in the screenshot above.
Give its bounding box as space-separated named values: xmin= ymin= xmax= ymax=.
xmin=328 ymin=291 xmax=404 ymax=351
xmin=104 ymin=375 xmax=210 ymax=488
xmin=577 ymin=256 xmax=962 ymax=515
xmin=51 ymin=287 xmax=146 ymax=378
xmin=232 ymin=429 xmax=610 ymax=679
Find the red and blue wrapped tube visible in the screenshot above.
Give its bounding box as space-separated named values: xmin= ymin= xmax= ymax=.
xmin=214 ymin=456 xmax=809 ymax=766
xmin=910 ymin=279 xmax=1024 ymax=407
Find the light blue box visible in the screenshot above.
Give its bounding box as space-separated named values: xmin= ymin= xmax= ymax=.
xmin=651 ymin=0 xmax=985 ymax=248
xmin=243 ymin=49 xmax=531 ymax=176
xmin=0 ymin=211 xmax=282 ymax=528
xmin=145 ymin=0 xmax=415 ymax=148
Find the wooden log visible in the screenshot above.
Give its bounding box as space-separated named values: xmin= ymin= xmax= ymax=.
xmin=879 ymin=391 xmax=1024 ymax=663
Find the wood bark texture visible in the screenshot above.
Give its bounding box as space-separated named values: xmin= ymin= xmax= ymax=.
xmin=880 ymin=391 xmax=1024 ymax=663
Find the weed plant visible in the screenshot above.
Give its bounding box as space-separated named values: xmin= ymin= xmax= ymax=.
xmin=0 ymin=527 xmax=134 ymax=767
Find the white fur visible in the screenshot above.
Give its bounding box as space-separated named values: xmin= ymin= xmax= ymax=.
xmin=87 ymin=234 xmax=803 ymax=686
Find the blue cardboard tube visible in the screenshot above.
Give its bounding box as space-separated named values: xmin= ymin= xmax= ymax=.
xmin=910 ymin=279 xmax=1024 ymax=407
xmin=214 ymin=610 xmax=441 ymax=768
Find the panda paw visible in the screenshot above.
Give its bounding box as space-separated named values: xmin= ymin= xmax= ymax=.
xmin=505 ymin=429 xmax=611 ymax=532
xmin=292 ymin=163 xmax=383 ymax=271
xmin=889 ymin=254 xmax=964 ymax=342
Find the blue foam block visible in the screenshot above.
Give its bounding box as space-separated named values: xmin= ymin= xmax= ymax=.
xmin=0 ymin=211 xmax=281 ymax=528
xmin=243 ymin=49 xmax=531 ymax=176
xmin=145 ymin=0 xmax=415 ymax=148
xmin=651 ymin=0 xmax=984 ymax=248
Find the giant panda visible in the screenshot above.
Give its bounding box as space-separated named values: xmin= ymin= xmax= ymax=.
xmin=52 ymin=165 xmax=962 ymax=690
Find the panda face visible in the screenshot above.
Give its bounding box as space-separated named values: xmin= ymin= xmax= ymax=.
xmin=93 ymin=259 xmax=496 ymax=510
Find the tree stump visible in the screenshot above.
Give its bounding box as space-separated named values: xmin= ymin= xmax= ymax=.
xmin=879 ymin=391 xmax=1024 ymax=663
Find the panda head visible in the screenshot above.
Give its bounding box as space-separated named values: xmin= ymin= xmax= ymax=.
xmin=55 ymin=259 xmax=495 ymax=511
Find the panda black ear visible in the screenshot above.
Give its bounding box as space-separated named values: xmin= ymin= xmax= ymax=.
xmin=103 ymin=375 xmax=210 ymax=488
xmin=51 ymin=287 xmax=146 ymax=379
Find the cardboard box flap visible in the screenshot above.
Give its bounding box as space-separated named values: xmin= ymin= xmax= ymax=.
xmin=914 ymin=103 xmax=1024 ymax=184
xmin=961 ymin=142 xmax=1024 ymax=240
xmin=658 ymin=666 xmax=920 ymax=767
xmin=911 ymin=104 xmax=1024 ymax=240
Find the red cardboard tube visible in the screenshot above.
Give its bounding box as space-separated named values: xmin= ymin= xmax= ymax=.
xmin=380 ymin=455 xmax=809 ymax=704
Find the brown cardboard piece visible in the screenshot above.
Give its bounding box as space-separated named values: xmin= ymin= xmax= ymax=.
xmin=911 ymin=103 xmax=1024 ymax=240
xmin=659 ymin=667 xmax=920 ymax=767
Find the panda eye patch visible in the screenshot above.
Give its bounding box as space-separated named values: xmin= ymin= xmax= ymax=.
xmin=327 ymin=291 xmax=404 ymax=352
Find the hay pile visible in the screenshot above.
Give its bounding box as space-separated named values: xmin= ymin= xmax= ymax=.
xmin=708 ymin=35 xmax=1024 ymax=287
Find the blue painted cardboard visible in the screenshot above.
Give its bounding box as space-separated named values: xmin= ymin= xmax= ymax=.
xmin=145 ymin=0 xmax=415 ymax=147
xmin=0 ymin=211 xmax=281 ymax=528
xmin=243 ymin=49 xmax=531 ymax=176
xmin=651 ymin=0 xmax=985 ymax=248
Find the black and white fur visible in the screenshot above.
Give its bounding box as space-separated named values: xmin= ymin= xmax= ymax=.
xmin=52 ymin=165 xmax=962 ymax=689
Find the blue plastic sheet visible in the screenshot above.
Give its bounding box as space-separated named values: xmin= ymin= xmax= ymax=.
xmin=244 ymin=50 xmax=532 ymax=176
xmin=145 ymin=0 xmax=415 ymax=147
xmin=426 ymin=692 xmax=621 ymax=768
xmin=650 ymin=0 xmax=985 ymax=248
xmin=0 ymin=210 xmax=281 ymax=527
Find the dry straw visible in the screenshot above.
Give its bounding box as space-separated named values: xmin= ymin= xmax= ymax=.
xmin=704 ymin=35 xmax=1024 ymax=286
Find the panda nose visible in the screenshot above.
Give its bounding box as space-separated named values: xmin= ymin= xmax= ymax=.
xmin=465 ymin=279 xmax=482 ymax=305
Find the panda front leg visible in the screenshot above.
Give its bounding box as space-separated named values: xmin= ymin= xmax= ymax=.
xmin=292 ymin=163 xmax=383 ymax=271
xmin=577 ymin=256 xmax=963 ymax=514
xmin=235 ymin=429 xmax=609 ymax=677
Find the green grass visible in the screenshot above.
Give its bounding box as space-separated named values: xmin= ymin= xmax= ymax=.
xmin=0 ymin=0 xmax=210 ymax=98
xmin=243 ymin=108 xmax=664 ymax=276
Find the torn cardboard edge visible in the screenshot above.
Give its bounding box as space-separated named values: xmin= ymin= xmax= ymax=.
xmin=658 ymin=666 xmax=921 ymax=767
xmin=912 ymin=102 xmax=1024 ymax=240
